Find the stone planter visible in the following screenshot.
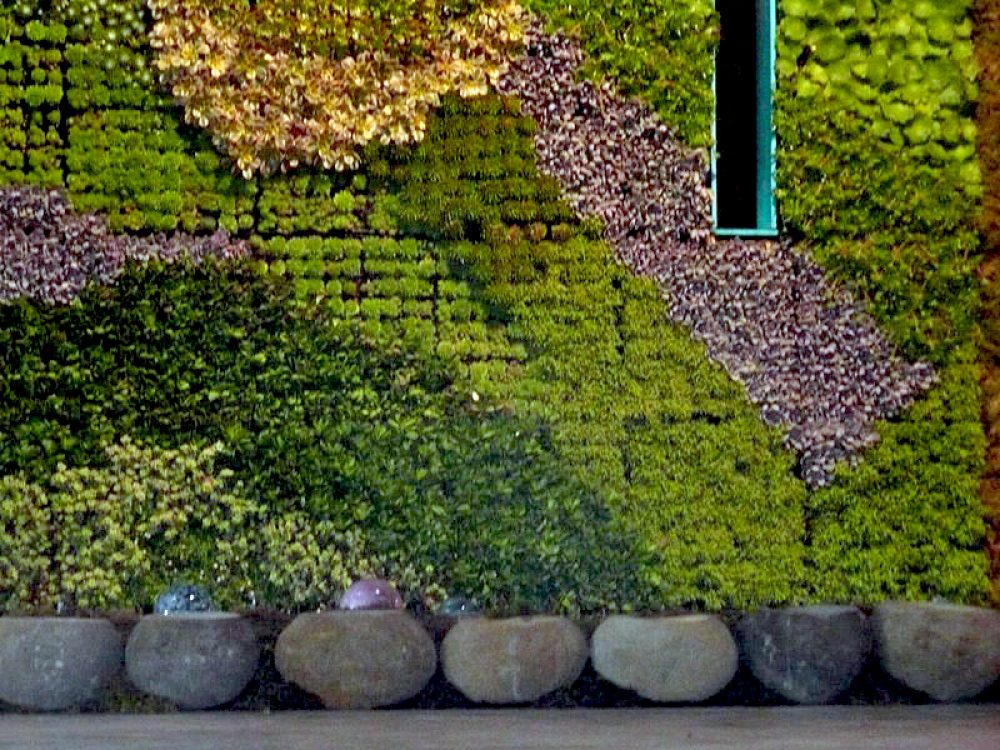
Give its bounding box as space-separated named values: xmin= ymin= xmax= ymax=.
xmin=441 ymin=616 xmax=588 ymax=704
xmin=275 ymin=610 xmax=436 ymax=709
xmin=737 ymin=605 xmax=871 ymax=704
xmin=591 ymin=614 xmax=738 ymax=702
xmin=872 ymin=601 xmax=1000 ymax=701
xmin=125 ymin=613 xmax=260 ymax=710
xmin=0 ymin=617 xmax=122 ymax=711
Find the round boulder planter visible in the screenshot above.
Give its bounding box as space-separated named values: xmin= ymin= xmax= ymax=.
xmin=0 ymin=617 xmax=122 ymax=711
xmin=737 ymin=605 xmax=871 ymax=704
xmin=591 ymin=614 xmax=738 ymax=702
xmin=275 ymin=610 xmax=436 ymax=709
xmin=441 ymin=616 xmax=588 ymax=704
xmin=126 ymin=612 xmax=260 ymax=710
xmin=872 ymin=601 xmax=1000 ymax=701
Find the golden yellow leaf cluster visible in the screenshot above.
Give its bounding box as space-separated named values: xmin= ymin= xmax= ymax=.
xmin=148 ymin=0 xmax=525 ymax=176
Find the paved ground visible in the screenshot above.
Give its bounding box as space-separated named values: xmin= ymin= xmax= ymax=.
xmin=2 ymin=706 xmax=999 ymax=750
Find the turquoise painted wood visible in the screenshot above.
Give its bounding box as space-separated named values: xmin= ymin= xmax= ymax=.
xmin=712 ymin=0 xmax=778 ymax=237
xmin=755 ymin=0 xmax=777 ymax=234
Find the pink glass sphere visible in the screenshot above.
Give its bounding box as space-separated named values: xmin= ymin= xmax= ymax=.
xmin=338 ymin=579 xmax=404 ymax=610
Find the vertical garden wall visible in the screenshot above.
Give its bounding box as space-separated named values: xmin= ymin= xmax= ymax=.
xmin=771 ymin=0 xmax=988 ymax=601
xmin=0 ymin=0 xmax=995 ymax=612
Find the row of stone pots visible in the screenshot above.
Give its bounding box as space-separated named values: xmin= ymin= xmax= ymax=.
xmin=0 ymin=602 xmax=998 ymax=712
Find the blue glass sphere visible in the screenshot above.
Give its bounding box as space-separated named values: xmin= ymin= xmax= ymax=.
xmin=154 ymin=584 xmax=215 ymax=615
xmin=338 ymin=579 xmax=403 ymax=610
xmin=438 ymin=595 xmax=480 ymax=617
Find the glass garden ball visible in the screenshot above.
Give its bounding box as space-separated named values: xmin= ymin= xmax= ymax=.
xmin=438 ymin=595 xmax=480 ymax=617
xmin=338 ymin=579 xmax=404 ymax=610
xmin=154 ymin=584 xmax=215 ymax=615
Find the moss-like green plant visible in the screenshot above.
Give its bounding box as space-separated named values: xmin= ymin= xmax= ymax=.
xmin=524 ymin=0 xmax=717 ymax=148
xmin=778 ymin=0 xmax=980 ymax=195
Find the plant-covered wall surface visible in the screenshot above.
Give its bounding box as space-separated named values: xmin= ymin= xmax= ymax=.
xmin=0 ymin=0 xmax=994 ymax=613
xmin=770 ymin=0 xmax=991 ymax=601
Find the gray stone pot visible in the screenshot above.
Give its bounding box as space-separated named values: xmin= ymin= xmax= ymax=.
xmin=125 ymin=612 xmax=260 ymax=710
xmin=275 ymin=610 xmax=436 ymax=709
xmin=591 ymin=614 xmax=738 ymax=702
xmin=441 ymin=616 xmax=588 ymax=704
xmin=0 ymin=617 xmax=122 ymax=711
xmin=737 ymin=605 xmax=871 ymax=704
xmin=872 ymin=601 xmax=1000 ymax=701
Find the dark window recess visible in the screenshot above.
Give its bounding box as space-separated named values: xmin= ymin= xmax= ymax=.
xmin=715 ymin=0 xmax=759 ymax=230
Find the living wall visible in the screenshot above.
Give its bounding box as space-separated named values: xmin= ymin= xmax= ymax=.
xmin=0 ymin=0 xmax=993 ymax=612
xmin=770 ymin=0 xmax=989 ymax=601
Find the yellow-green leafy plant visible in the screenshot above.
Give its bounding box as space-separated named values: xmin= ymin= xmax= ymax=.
xmin=257 ymin=514 xmax=376 ymax=611
xmin=148 ymin=0 xmax=525 ymax=176
xmin=0 ymin=474 xmax=51 ymax=612
xmin=0 ymin=436 xmax=260 ymax=611
xmin=257 ymin=513 xmax=445 ymax=611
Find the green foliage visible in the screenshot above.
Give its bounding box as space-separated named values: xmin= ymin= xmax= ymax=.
xmin=775 ymin=101 xmax=981 ymax=362
xmin=776 ymin=2 xmax=983 ymax=365
xmin=524 ymin=0 xmax=717 ymax=147
xmin=775 ymin=2 xmax=988 ymax=603
xmin=365 ymin=95 xmax=575 ymax=240
xmin=43 ymin=0 xmax=258 ymax=233
xmin=0 ymin=1 xmax=990 ymax=610
xmin=258 ymin=171 xmax=367 ymax=235
xmin=0 ymin=472 xmax=49 ymax=610
xmin=778 ymin=0 xmax=980 ymax=195
xmin=808 ymin=349 xmax=989 ymax=603
xmin=0 ymin=9 xmax=64 ymax=187
xmin=65 ymin=110 xmax=256 ymax=233
xmin=0 ymin=262 xmax=652 ymax=614
xmin=0 ymin=437 xmax=258 ymax=612
xmin=439 ymin=239 xmax=809 ymax=609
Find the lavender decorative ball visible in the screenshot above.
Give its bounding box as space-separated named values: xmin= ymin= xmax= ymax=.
xmin=338 ymin=579 xmax=403 ymax=611
xmin=154 ymin=584 xmax=215 ymax=615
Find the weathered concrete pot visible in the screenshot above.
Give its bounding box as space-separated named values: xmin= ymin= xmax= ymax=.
xmin=737 ymin=605 xmax=871 ymax=704
xmin=442 ymin=616 xmax=588 ymax=704
xmin=592 ymin=614 xmax=738 ymax=702
xmin=872 ymin=601 xmax=1000 ymax=701
xmin=275 ymin=610 xmax=436 ymax=709
xmin=126 ymin=612 xmax=260 ymax=710
xmin=0 ymin=617 xmax=122 ymax=711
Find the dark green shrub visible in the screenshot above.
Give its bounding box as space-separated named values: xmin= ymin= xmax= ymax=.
xmin=0 ymin=261 xmax=652 ymax=614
